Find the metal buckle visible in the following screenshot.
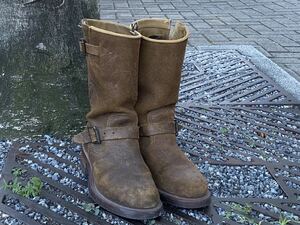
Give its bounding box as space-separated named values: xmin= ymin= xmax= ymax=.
xmin=79 ymin=38 xmax=86 ymax=55
xmin=87 ymin=126 xmax=101 ymax=144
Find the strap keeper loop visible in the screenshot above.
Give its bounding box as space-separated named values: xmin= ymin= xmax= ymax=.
xmin=174 ymin=119 xmax=179 ymax=136
xmin=79 ymin=38 xmax=87 ymax=55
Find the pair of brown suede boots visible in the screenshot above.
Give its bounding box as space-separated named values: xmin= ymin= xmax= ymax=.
xmin=73 ymin=18 xmax=211 ymax=220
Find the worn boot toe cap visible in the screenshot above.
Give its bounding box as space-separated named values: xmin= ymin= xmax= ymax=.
xmin=120 ymin=186 xmax=161 ymax=209
xmin=158 ymin=164 xmax=208 ymax=198
xmin=97 ymin=173 xmax=161 ymax=209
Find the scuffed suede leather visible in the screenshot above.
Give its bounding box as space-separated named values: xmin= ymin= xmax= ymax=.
xmin=81 ymin=19 xmax=140 ymax=127
xmin=76 ymin=19 xmax=160 ymax=209
xmin=84 ymin=140 xmax=159 ymax=208
xmin=134 ymin=19 xmax=209 ymax=198
xmin=139 ymin=134 xmax=208 ymax=198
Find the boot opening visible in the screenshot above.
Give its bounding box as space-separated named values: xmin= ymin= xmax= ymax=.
xmin=148 ymin=35 xmax=164 ymax=40
xmin=135 ymin=19 xmax=188 ymax=41
xmin=83 ymin=19 xmax=133 ymax=36
xmin=138 ymin=27 xmax=170 ymax=40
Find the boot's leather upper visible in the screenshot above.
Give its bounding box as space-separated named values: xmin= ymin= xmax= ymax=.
xmin=74 ymin=19 xmax=161 ymax=210
xmin=134 ymin=18 xmax=209 ymax=199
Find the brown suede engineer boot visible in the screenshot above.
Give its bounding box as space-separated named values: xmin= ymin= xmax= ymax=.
xmin=73 ymin=19 xmax=162 ymax=219
xmin=133 ymin=18 xmax=211 ymax=208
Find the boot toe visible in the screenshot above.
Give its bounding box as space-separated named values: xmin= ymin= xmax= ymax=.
xmin=124 ymin=186 xmax=161 ymax=209
xmin=96 ymin=173 xmax=161 ymax=209
xmin=158 ymin=164 xmax=208 ymax=198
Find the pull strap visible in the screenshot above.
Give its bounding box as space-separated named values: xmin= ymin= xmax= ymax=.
xmin=79 ymin=39 xmax=99 ymax=56
xmin=130 ymin=22 xmax=138 ymax=34
xmin=73 ymin=126 xmax=139 ymax=144
xmin=140 ymin=121 xmax=179 ymax=137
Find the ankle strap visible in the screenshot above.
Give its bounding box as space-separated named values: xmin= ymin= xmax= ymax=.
xmin=140 ymin=121 xmax=178 ymax=137
xmin=73 ymin=126 xmax=139 ymax=144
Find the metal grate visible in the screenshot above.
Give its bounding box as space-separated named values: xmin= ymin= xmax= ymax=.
xmin=0 ymin=49 xmax=299 ymax=225
xmin=176 ymin=104 xmax=300 ymax=224
xmin=180 ymin=50 xmax=298 ymax=105
xmin=0 ymin=142 xmax=210 ymax=225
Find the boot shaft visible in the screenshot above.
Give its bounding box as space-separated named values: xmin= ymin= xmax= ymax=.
xmin=134 ymin=19 xmax=189 ymax=125
xmin=74 ymin=22 xmax=163 ymax=220
xmin=81 ymin=19 xmax=142 ymax=127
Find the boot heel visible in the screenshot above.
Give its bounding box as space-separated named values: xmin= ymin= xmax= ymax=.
xmin=80 ymin=150 xmax=88 ymax=176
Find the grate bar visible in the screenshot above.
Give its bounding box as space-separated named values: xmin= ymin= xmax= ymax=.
xmin=2 ymin=190 xmax=74 ymax=225
xmin=0 ymin=202 xmax=41 ymax=225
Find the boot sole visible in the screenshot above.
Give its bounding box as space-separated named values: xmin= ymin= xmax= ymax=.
xmin=80 ymin=148 xmax=163 ymax=220
xmin=159 ymin=189 xmax=211 ymax=209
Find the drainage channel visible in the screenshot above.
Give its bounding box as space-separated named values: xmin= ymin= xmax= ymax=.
xmin=0 ymin=49 xmax=299 ymax=225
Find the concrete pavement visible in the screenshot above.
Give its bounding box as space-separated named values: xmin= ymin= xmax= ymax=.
xmin=99 ymin=0 xmax=300 ymax=80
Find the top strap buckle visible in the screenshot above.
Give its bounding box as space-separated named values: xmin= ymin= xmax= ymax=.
xmin=87 ymin=126 xmax=101 ymax=144
xmin=130 ymin=22 xmax=138 ymax=35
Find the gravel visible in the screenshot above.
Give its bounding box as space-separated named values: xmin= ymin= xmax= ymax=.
xmin=253 ymin=203 xmax=299 ymax=222
xmin=4 ymin=197 xmax=60 ymax=224
xmin=0 ymin=210 xmax=24 ymax=225
xmin=179 ymin=209 xmax=212 ymax=224
xmin=197 ymin=163 xmax=285 ymax=199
